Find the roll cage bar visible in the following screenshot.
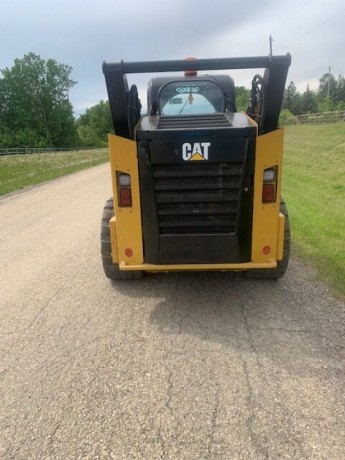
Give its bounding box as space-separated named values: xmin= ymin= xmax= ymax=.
xmin=103 ymin=54 xmax=291 ymax=139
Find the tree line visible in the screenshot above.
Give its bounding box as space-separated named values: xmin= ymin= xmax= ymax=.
xmin=0 ymin=53 xmax=77 ymax=148
xmin=1 ymin=53 xmax=344 ymax=149
xmin=0 ymin=53 xmax=112 ymax=149
xmin=282 ymin=74 xmax=345 ymax=115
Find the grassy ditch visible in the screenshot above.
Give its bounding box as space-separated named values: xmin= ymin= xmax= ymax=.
xmin=0 ymin=149 xmax=109 ymax=196
xmin=282 ymin=122 xmax=345 ymax=296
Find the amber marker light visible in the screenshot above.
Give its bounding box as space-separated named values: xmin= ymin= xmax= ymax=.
xmin=184 ymin=57 xmax=198 ymax=76
xmin=263 ymin=246 xmax=271 ymax=255
xmin=125 ymin=248 xmax=133 ymax=257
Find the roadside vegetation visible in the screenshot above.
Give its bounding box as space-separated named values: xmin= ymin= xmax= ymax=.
xmin=282 ymin=122 xmax=345 ymax=296
xmin=0 ymin=53 xmax=113 ymax=150
xmin=0 ymin=149 xmax=108 ymax=196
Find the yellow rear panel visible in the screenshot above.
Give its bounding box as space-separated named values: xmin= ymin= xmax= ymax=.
xmin=108 ymin=134 xmax=144 ymax=265
xmin=251 ymin=128 xmax=284 ymax=262
xmin=108 ymin=129 xmax=285 ymax=271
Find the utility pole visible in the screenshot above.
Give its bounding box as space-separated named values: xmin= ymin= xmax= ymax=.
xmin=327 ymin=65 xmax=331 ymax=98
xmin=269 ymin=35 xmax=274 ymax=57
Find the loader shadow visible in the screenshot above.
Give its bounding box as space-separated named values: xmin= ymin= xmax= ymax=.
xmin=112 ymin=261 xmax=344 ymax=379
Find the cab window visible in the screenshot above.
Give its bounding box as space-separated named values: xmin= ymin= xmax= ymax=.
xmin=159 ymin=80 xmax=224 ymax=116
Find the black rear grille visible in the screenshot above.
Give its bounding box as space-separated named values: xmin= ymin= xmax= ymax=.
xmin=158 ymin=114 xmax=231 ymax=129
xmin=152 ymin=162 xmax=243 ymax=234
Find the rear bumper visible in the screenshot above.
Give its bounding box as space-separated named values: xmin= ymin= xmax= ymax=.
xmin=119 ymin=260 xmax=277 ymax=272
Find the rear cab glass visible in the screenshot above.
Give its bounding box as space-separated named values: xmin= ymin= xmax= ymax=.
xmin=159 ymin=80 xmax=225 ymax=116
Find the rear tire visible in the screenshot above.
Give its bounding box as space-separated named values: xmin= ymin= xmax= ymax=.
xmin=101 ymin=198 xmax=143 ymax=280
xmin=246 ymin=197 xmax=291 ymax=279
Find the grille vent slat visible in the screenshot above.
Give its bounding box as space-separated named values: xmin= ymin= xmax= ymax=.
xmin=154 ymin=176 xmax=241 ymax=191
xmin=158 ymin=114 xmax=231 ymax=129
xmin=153 ymin=162 xmax=243 ymax=235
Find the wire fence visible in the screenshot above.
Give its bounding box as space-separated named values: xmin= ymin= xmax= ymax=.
xmin=283 ymin=110 xmax=345 ymax=125
xmin=1 ymin=111 xmax=344 ymax=155
xmin=0 ymin=146 xmax=105 ymax=156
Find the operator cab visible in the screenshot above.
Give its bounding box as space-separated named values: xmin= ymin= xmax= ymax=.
xmin=147 ymin=74 xmax=237 ymax=117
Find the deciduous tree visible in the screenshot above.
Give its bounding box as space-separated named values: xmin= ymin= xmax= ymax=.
xmin=0 ymin=53 xmax=76 ymax=148
xmin=76 ymin=100 xmax=112 ymax=147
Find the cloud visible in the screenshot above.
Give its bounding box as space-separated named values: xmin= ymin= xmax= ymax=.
xmin=1 ymin=0 xmax=344 ymax=113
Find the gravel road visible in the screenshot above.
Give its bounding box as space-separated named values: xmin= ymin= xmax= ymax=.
xmin=0 ymin=163 xmax=344 ymax=459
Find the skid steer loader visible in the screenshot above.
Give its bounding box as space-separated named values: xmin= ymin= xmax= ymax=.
xmin=101 ymin=54 xmax=291 ymax=279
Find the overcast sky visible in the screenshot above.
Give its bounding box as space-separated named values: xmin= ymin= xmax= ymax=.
xmin=1 ymin=0 xmax=344 ymax=115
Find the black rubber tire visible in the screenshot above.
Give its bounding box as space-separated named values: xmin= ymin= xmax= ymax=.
xmin=101 ymin=198 xmax=143 ymax=280
xmin=127 ymin=84 xmax=142 ymax=140
xmin=246 ymin=197 xmax=291 ymax=279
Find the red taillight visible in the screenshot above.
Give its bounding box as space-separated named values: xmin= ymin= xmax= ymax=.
xmin=117 ymin=172 xmax=132 ymax=207
xmin=119 ymin=187 xmax=132 ymax=206
xmin=262 ymin=183 xmax=275 ymax=202
xmin=262 ymin=167 xmax=277 ymax=203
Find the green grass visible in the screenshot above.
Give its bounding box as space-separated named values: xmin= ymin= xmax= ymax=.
xmin=0 ymin=149 xmax=109 ymax=196
xmin=282 ymin=123 xmax=345 ymax=296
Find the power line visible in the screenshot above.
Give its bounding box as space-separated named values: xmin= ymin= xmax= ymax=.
xmin=277 ymin=7 xmax=345 ymax=51
xmin=274 ymin=37 xmax=340 ymax=73
xmin=273 ymin=37 xmax=343 ymax=87
xmin=270 ymin=0 xmax=312 ymax=35
xmin=258 ymin=1 xmax=312 ymax=54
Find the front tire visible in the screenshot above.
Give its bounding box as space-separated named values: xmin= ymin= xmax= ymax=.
xmin=101 ymin=198 xmax=143 ymax=280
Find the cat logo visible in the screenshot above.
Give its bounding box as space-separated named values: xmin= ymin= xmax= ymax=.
xmin=182 ymin=142 xmax=211 ymax=161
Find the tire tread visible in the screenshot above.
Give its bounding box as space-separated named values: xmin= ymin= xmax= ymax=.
xmin=101 ymin=198 xmax=142 ymax=280
xmin=246 ymin=197 xmax=291 ymax=279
